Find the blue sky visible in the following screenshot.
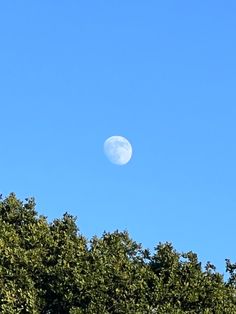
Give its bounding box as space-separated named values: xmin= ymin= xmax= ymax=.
xmin=1 ymin=1 xmax=236 ymax=274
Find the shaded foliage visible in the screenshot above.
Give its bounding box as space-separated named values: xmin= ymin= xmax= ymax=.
xmin=0 ymin=194 xmax=235 ymax=313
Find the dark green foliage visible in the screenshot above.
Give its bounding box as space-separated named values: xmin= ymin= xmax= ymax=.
xmin=0 ymin=194 xmax=235 ymax=313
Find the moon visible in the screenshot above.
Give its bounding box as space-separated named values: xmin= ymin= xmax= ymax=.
xmin=104 ymin=136 xmax=132 ymax=165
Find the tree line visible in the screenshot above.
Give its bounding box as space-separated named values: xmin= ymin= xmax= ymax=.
xmin=0 ymin=193 xmax=236 ymax=313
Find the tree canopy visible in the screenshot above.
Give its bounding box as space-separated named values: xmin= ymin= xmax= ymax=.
xmin=0 ymin=193 xmax=235 ymax=313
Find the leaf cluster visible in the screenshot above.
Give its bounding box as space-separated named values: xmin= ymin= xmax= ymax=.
xmin=0 ymin=194 xmax=235 ymax=313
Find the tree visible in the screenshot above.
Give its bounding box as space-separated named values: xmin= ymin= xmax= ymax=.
xmin=0 ymin=193 xmax=235 ymax=313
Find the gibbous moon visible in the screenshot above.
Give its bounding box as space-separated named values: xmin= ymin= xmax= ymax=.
xmin=104 ymin=136 xmax=132 ymax=165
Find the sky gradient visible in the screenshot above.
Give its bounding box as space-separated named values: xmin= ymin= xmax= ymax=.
xmin=1 ymin=1 xmax=236 ymax=275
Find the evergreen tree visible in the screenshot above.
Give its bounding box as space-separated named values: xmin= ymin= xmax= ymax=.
xmin=0 ymin=194 xmax=235 ymax=313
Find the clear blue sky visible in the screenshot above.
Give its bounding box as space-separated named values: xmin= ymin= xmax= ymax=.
xmin=1 ymin=1 xmax=236 ymax=274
